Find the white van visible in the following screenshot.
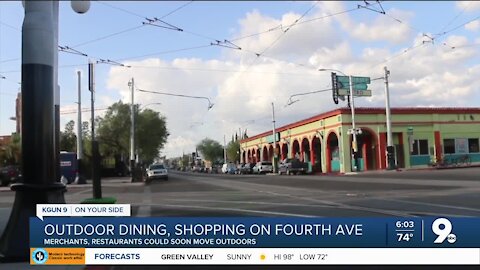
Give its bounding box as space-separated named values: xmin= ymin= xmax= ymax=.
xmin=221 ymin=163 xmax=236 ymax=174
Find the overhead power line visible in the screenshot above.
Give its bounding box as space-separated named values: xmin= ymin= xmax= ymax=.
xmin=60 ymin=107 xmax=108 ymax=115
xmin=58 ymin=45 xmax=88 ymax=57
xmin=142 ymin=17 xmax=183 ymax=32
xmin=136 ymin=88 xmax=214 ymax=110
xmin=0 ymin=20 xmax=20 ymax=32
xmin=114 ymin=44 xmax=213 ymax=62
xmin=71 ymin=1 xmax=193 ymax=48
xmin=71 ymin=25 xmax=146 ymax=48
xmin=96 ymin=59 xmax=131 ymax=68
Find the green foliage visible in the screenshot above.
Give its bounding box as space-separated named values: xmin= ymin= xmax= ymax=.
xmin=96 ymin=101 xmax=169 ymax=165
xmin=226 ymin=140 xmax=240 ymax=162
xmin=196 ymin=138 xmax=223 ymax=163
xmin=81 ymin=197 xmax=117 ymax=204
xmin=60 ymin=120 xmax=77 ymax=152
xmin=0 ymin=133 xmax=21 ymax=165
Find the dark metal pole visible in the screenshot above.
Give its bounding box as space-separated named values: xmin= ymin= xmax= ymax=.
xmin=89 ymin=62 xmax=101 ymax=198
xmin=129 ymin=78 xmax=135 ymax=182
xmin=76 ymin=71 xmax=85 ymax=184
xmin=0 ymin=1 xmax=66 ymax=262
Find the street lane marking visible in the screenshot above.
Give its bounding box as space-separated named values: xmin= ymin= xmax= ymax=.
xmin=131 ymin=203 xmax=319 ymax=217
xmin=381 ymin=198 xmax=480 ymax=213
xmin=163 ymin=198 xmax=338 ymax=208
xmin=136 ymin=185 xmax=151 ymax=217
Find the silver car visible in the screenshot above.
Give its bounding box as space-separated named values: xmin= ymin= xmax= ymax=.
xmin=253 ymin=161 xmax=273 ymax=174
xmin=146 ymin=164 xmax=168 ymax=181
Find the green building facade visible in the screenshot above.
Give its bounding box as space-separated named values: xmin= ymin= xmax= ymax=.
xmin=240 ymin=107 xmax=480 ymax=173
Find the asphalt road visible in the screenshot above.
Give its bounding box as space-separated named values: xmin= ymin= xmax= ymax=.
xmin=1 ymin=167 xmax=479 ymax=219
xmin=0 ymin=168 xmax=479 ymax=269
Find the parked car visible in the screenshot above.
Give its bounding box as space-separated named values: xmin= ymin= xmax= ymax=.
xmin=235 ymin=163 xmax=244 ymax=174
xmin=145 ymin=163 xmax=168 ymax=182
xmin=278 ymin=158 xmax=307 ymax=175
xmin=221 ymin=163 xmax=236 ymax=174
xmin=0 ymin=165 xmax=22 ymax=186
xmin=192 ymin=165 xmax=205 ymax=173
xmin=253 ymin=161 xmax=273 ymax=174
xmin=240 ymin=163 xmax=255 ymax=174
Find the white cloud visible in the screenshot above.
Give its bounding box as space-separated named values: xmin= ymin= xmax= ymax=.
xmin=465 ymin=20 xmax=480 ymax=31
xmin=335 ymin=8 xmax=415 ymax=44
xmin=456 ymin=1 xmax=480 ymax=11
xmin=230 ymin=7 xmax=340 ymax=63
xmin=102 ymin=4 xmax=480 ymax=158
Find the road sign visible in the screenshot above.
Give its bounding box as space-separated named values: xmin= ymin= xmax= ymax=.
xmin=336 ymin=76 xmax=370 ymax=92
xmin=266 ymin=132 xmax=280 ymax=144
xmin=338 ymin=89 xmax=372 ymax=97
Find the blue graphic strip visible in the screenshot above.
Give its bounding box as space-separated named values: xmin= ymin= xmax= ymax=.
xmin=29 ymin=217 xmax=480 ymax=248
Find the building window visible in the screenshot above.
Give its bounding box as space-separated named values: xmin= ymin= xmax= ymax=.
xmin=412 ymin=139 xmax=428 ymax=155
xmin=443 ymin=139 xmax=455 ymax=154
xmin=469 ymin=138 xmax=479 ymax=153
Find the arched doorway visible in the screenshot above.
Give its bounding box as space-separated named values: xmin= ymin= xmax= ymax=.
xmin=301 ymin=138 xmax=310 ymax=163
xmin=326 ymin=132 xmax=340 ymax=173
xmin=292 ymin=139 xmax=300 ymax=159
xmin=351 ymin=128 xmax=378 ymax=171
xmin=256 ymin=149 xmax=260 ymax=163
xmin=247 ymin=149 xmax=252 ymax=163
xmin=262 ymin=146 xmax=269 ymax=161
xmin=312 ymin=136 xmax=322 ymax=172
xmin=268 ymin=145 xmax=274 ymax=161
xmin=281 ymin=143 xmax=288 ymax=160
xmin=242 ymin=151 xmax=246 ymax=164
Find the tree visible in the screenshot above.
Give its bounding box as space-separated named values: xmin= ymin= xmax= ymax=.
xmin=60 ymin=120 xmax=76 ymax=152
xmin=0 ymin=133 xmax=21 ymax=166
xmin=226 ymin=140 xmax=240 ymax=163
xmin=196 ymin=138 xmax=223 ymax=163
xmin=96 ymin=101 xmax=169 ymax=165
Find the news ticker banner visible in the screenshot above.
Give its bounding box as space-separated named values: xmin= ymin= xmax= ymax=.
xmin=30 ymin=204 xmax=480 ymax=265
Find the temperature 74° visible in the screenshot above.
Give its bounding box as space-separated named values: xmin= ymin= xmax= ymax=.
xmin=397 ymin=232 xmax=414 ymax=242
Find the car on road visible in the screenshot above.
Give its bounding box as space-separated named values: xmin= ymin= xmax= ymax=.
xmin=253 ymin=161 xmax=273 ymax=174
xmin=278 ymin=158 xmax=307 ymax=175
xmin=221 ymin=163 xmax=236 ymax=174
xmin=192 ymin=165 xmax=205 ymax=173
xmin=239 ymin=163 xmax=255 ymax=174
xmin=145 ymin=164 xmax=168 ymax=182
xmin=0 ymin=165 xmax=22 ymax=186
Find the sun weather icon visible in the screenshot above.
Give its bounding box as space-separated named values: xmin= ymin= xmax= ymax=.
xmin=32 ymin=248 xmax=48 ymax=264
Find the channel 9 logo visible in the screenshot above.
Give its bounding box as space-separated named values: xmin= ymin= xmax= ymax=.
xmin=432 ymin=218 xmax=456 ymax=244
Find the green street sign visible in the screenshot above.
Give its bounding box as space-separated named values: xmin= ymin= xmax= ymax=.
xmin=352 ymin=76 xmax=370 ymax=84
xmin=266 ymin=132 xmax=280 ymax=144
xmin=337 ymin=82 xmax=368 ymax=90
xmin=336 ymin=76 xmax=371 ymax=91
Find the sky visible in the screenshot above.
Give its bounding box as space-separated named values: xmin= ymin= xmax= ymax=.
xmin=1 ymin=1 xmax=480 ymax=158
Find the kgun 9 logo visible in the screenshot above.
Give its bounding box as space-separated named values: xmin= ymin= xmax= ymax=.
xmin=432 ymin=218 xmax=456 ymax=244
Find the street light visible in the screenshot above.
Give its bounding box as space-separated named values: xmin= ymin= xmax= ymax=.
xmin=319 ymin=68 xmax=361 ymax=172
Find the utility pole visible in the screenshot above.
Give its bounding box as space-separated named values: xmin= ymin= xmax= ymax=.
xmin=384 ymin=66 xmax=395 ymax=170
xmin=349 ymin=75 xmax=359 ymax=172
xmin=272 ymin=102 xmax=278 ymax=173
xmin=76 ymin=70 xmax=85 ymax=183
xmin=89 ymin=61 xmax=101 ymax=198
xmin=239 ymin=127 xmax=242 ymax=163
xmin=223 ymin=135 xmax=227 ymax=163
xmin=129 ymin=78 xmax=135 ymax=182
